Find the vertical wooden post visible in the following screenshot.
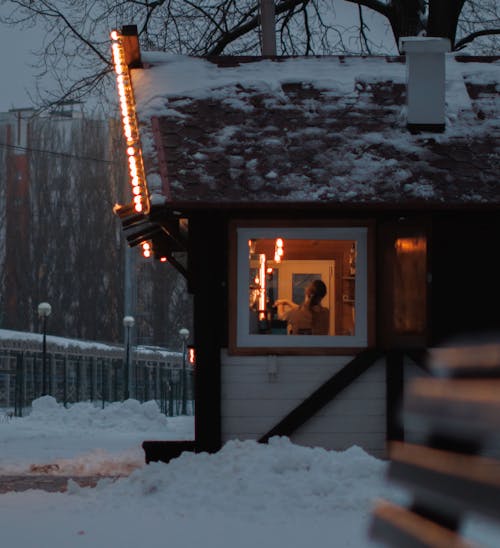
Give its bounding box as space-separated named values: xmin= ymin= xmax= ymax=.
xmin=260 ymin=0 xmax=277 ymax=56
xmin=386 ymin=351 xmax=405 ymax=443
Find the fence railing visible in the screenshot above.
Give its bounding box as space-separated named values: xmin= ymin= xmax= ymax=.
xmin=0 ymin=332 xmax=194 ymax=417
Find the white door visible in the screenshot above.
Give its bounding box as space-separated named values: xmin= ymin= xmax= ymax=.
xmin=276 ymin=260 xmax=335 ymax=335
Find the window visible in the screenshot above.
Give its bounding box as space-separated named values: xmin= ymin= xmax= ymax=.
xmin=231 ymin=224 xmax=370 ymax=352
xmin=393 ymin=237 xmax=427 ymax=334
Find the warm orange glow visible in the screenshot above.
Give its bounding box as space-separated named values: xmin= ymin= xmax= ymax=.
xmin=160 ymin=257 xmax=167 ymax=263
xmin=111 ymin=29 xmax=149 ymax=215
xmin=141 ymin=241 xmax=152 ymax=258
xmin=395 ymin=238 xmax=427 ymax=253
xmin=274 ymin=237 xmax=284 ymax=263
xmin=258 ymin=253 xmax=267 ymax=315
xmin=188 ymin=347 xmax=196 ymax=364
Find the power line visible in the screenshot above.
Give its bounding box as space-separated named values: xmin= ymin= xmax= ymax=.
xmin=0 ymin=142 xmax=123 ymax=165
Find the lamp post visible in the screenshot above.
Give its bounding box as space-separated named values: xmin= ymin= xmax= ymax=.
xmin=123 ymin=315 xmax=135 ymax=400
xmin=37 ymin=302 xmax=52 ymax=396
xmin=179 ymin=327 xmax=190 ymax=415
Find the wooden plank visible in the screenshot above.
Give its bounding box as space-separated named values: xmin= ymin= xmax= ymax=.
xmin=222 ymin=414 xmax=385 ymax=434
xmin=429 ymin=344 xmax=500 ymax=377
xmin=370 ymin=500 xmax=478 ymax=548
xmin=222 ymin=395 xmax=385 ymax=417
xmin=404 ymin=378 xmax=500 ymax=440
xmin=222 ymin=380 xmax=385 ymax=400
xmin=387 ymin=442 xmax=500 ymax=520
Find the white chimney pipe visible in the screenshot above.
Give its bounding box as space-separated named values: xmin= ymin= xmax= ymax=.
xmin=260 ymin=0 xmax=276 ymax=56
xmin=399 ymin=37 xmax=451 ymax=132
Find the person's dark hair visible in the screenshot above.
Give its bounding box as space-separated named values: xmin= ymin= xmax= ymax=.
xmin=308 ymin=279 xmax=327 ymax=309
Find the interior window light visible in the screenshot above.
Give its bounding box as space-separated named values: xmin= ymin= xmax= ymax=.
xmin=235 ymin=226 xmax=369 ymax=350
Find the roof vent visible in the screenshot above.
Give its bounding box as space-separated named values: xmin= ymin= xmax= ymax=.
xmin=399 ymin=37 xmax=450 ymax=132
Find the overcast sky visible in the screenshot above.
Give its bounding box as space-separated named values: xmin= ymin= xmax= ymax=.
xmin=0 ymin=16 xmax=42 ymax=111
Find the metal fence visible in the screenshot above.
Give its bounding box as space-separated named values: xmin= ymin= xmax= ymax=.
xmin=0 ymin=334 xmax=194 ymax=417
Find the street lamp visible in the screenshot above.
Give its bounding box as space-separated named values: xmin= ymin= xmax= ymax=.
xmin=123 ymin=315 xmax=135 ymax=400
xmin=179 ymin=327 xmax=190 ymax=415
xmin=37 ymin=302 xmax=52 ymax=396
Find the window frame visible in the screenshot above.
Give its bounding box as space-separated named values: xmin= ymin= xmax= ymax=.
xmin=229 ymin=221 xmax=374 ymax=355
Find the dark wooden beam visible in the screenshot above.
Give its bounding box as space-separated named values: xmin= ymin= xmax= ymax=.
xmin=386 ymin=351 xmax=405 ymax=443
xmin=189 ymin=214 xmax=228 ymax=454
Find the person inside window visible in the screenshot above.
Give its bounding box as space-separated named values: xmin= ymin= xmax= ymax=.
xmin=274 ymin=279 xmax=329 ymax=335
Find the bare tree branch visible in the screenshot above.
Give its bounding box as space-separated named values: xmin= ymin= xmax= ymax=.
xmin=455 ymin=27 xmax=500 ymax=50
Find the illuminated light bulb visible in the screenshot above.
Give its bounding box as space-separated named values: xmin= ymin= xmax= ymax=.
xmin=267 ymin=267 xmax=273 ymax=274
xmin=143 ymin=242 xmax=151 ymax=250
xmin=135 ymin=203 xmax=143 ymax=212
xmin=127 ymin=146 xmax=135 ymax=156
xmin=277 ymin=247 xmax=283 ymax=256
xmin=128 ymin=156 xmax=136 ymax=167
xmin=133 ymin=195 xmax=142 ymax=204
xmin=188 ymin=348 xmax=196 ymax=364
xmin=274 ymin=253 xmax=281 ymax=263
xmin=143 ymin=249 xmax=151 ymax=258
xmin=276 ymin=238 xmax=283 ymax=247
xmin=110 ymin=30 xmax=119 ymax=41
xmin=124 ymin=126 xmax=132 ymax=139
xmin=131 ymin=177 xmax=140 ymax=186
xmin=132 ymin=186 xmax=141 ymax=195
xmin=160 ymin=257 xmax=167 ymax=263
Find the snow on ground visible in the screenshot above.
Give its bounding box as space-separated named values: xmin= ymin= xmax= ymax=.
xmin=0 ymin=396 xmax=193 ymax=475
xmin=0 ymin=397 xmax=497 ymax=548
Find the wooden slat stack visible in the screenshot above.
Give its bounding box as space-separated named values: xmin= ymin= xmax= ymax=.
xmin=370 ymin=341 xmax=500 ymax=547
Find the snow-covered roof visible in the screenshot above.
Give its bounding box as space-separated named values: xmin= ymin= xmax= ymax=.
xmin=131 ymin=53 xmax=500 ymax=207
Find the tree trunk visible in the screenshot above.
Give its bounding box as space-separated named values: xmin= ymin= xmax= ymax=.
xmin=427 ymin=0 xmax=465 ymax=48
xmin=387 ymin=0 xmax=425 ymax=51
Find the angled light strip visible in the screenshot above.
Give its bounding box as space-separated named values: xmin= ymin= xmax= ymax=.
xmin=110 ymin=30 xmax=150 ymax=214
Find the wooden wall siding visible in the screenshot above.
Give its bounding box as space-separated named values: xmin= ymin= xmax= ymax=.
xmin=220 ymin=352 xmax=386 ymax=457
xmin=291 ymin=361 xmax=386 ymax=458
